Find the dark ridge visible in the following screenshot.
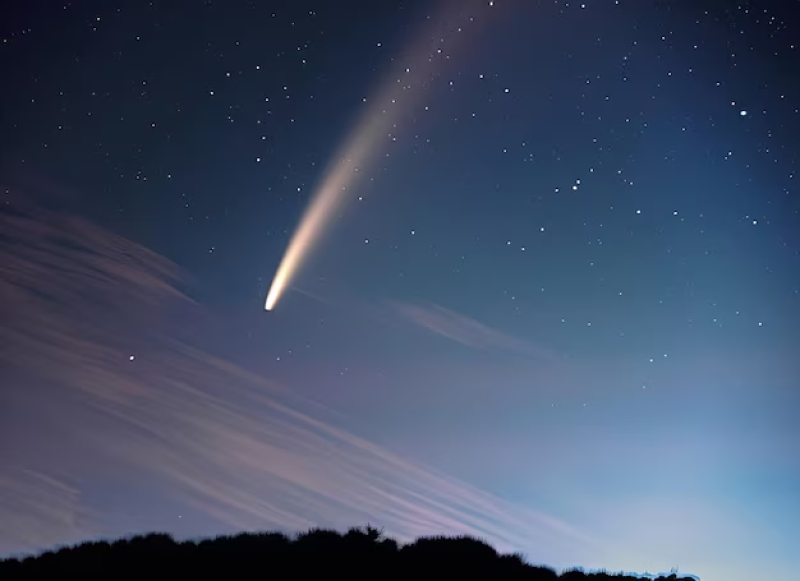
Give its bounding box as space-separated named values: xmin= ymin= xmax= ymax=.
xmin=0 ymin=525 xmax=697 ymax=580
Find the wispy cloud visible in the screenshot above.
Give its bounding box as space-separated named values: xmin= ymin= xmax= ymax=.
xmin=0 ymin=469 xmax=85 ymax=555
xmin=389 ymin=301 xmax=557 ymax=360
xmin=0 ymin=188 xmax=591 ymax=560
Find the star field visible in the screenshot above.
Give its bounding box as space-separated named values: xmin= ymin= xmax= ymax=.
xmin=1 ymin=2 xmax=799 ymax=581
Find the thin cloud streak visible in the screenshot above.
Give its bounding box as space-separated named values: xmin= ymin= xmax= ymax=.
xmin=0 ymin=469 xmax=85 ymax=555
xmin=0 ymin=189 xmax=594 ymax=561
xmin=390 ymin=301 xmax=558 ymax=361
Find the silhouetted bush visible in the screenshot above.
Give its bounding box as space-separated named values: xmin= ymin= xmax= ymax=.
xmin=0 ymin=526 xmax=699 ymax=580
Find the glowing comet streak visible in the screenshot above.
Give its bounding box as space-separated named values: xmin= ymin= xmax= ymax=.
xmin=265 ymin=0 xmax=489 ymax=311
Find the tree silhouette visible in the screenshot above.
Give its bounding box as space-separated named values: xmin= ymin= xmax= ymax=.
xmin=0 ymin=526 xmax=700 ymax=581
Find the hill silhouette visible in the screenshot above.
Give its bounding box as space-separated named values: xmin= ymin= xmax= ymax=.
xmin=0 ymin=525 xmax=697 ymax=580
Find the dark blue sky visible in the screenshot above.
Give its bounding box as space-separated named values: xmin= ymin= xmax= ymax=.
xmin=1 ymin=2 xmax=798 ymax=580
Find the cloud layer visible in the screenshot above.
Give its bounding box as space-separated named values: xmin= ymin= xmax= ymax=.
xmin=0 ymin=189 xmax=592 ymax=561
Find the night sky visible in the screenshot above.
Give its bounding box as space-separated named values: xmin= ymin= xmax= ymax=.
xmin=1 ymin=1 xmax=799 ymax=580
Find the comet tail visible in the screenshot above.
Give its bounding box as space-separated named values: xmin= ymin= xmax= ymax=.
xmin=265 ymin=0 xmax=487 ymax=311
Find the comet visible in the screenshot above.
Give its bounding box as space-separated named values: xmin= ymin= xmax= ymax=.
xmin=265 ymin=0 xmax=490 ymax=311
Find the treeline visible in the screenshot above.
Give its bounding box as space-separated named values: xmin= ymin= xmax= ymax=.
xmin=0 ymin=525 xmax=696 ymax=580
